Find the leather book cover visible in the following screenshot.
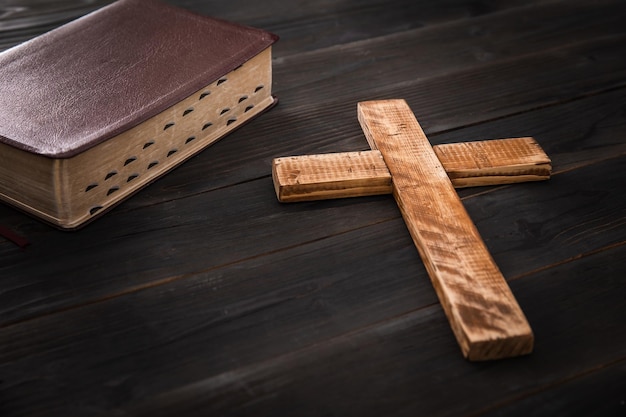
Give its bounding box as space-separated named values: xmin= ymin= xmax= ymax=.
xmin=0 ymin=0 xmax=278 ymax=158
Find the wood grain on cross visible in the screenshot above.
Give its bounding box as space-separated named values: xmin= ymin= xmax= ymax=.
xmin=272 ymin=99 xmax=552 ymax=361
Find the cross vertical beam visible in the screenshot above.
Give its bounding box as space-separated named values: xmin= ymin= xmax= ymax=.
xmin=357 ymin=99 xmax=533 ymax=360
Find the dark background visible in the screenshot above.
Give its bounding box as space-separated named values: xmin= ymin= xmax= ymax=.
xmin=1 ymin=0 xmax=625 ymax=415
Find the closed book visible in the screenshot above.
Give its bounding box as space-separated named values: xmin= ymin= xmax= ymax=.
xmin=0 ymin=0 xmax=278 ymax=229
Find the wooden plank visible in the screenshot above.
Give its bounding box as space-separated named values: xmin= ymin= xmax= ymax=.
xmin=123 ymin=244 xmax=624 ymax=417
xmin=273 ymin=0 xmax=626 ymax=101
xmin=358 ymin=99 xmax=533 ymax=360
xmin=1 ymin=231 xmax=624 ymax=416
xmin=272 ymin=137 xmax=551 ymax=202
xmin=1 ymin=159 xmax=624 ymax=415
xmin=273 ymin=150 xmax=392 ymax=202
xmin=0 ymin=0 xmax=551 ymax=54
xmin=0 ymin=178 xmax=402 ymax=326
xmin=433 ymin=137 xmax=551 ymax=187
xmin=0 ymin=0 xmax=516 ymax=50
xmin=265 ymin=0 xmax=551 ymax=56
xmin=479 ymin=361 xmax=626 ymax=417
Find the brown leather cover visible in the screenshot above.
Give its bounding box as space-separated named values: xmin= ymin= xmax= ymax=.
xmin=0 ymin=0 xmax=278 ymax=158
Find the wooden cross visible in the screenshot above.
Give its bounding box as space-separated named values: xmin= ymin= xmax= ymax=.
xmin=272 ymin=99 xmax=552 ymax=361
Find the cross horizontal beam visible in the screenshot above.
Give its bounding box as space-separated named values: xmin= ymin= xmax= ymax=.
xmin=273 ymin=137 xmax=551 ymax=202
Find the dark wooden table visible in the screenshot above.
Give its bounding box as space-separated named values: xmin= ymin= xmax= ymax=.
xmin=1 ymin=0 xmax=625 ymax=415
